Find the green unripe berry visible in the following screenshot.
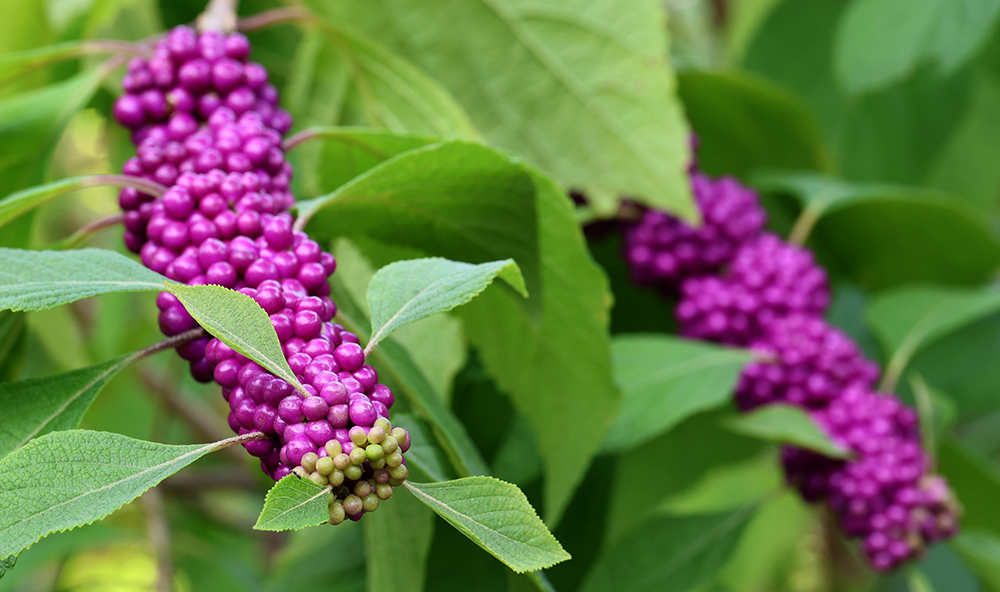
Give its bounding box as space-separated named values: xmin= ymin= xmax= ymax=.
xmin=354 ymin=480 xmax=373 ymax=498
xmin=367 ymin=426 xmax=386 ymax=444
xmin=370 ymin=457 xmax=386 ymax=470
xmin=390 ymin=427 xmax=407 ymax=443
xmin=325 ymin=440 xmax=343 ymax=457
xmin=381 ymin=436 xmax=399 ymax=455
xmin=301 ymin=452 xmax=319 ymax=474
xmin=388 ymin=477 xmax=405 ymax=487
xmin=333 ymin=453 xmax=351 ymax=470
xmin=343 ymin=494 xmax=364 ymax=516
xmin=309 ymin=471 xmax=328 ymax=487
xmin=349 ymin=426 xmax=368 ymax=446
xmin=349 ymin=447 xmax=367 ymax=466
xmin=375 ymin=483 xmax=394 ymax=500
xmin=374 ymin=417 xmax=392 ymax=433
xmin=292 ymin=466 xmax=309 ymax=478
xmin=388 ymin=464 xmax=409 ymax=481
xmin=344 ymin=465 xmax=363 ymax=481
xmin=328 ymin=502 xmax=346 ymax=525
xmin=363 ymin=493 xmax=380 ymax=512
xmin=316 ymin=456 xmax=336 ymax=476
xmin=366 ymin=444 xmax=385 ymax=461
xmin=329 ymin=469 xmax=345 ymax=486
xmin=385 ymin=451 xmax=403 ymax=468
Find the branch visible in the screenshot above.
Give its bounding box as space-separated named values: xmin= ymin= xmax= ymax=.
xmin=83 ymin=174 xmax=169 ymax=199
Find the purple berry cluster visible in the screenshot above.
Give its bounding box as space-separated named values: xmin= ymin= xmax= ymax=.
xmin=620 ymin=172 xmax=767 ymax=290
xmin=114 ymin=25 xmax=408 ymax=524
xmin=619 ymin=148 xmax=959 ymax=570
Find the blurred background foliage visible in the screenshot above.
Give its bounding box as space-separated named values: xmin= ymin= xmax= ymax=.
xmin=3 ymin=0 xmax=1000 ymax=591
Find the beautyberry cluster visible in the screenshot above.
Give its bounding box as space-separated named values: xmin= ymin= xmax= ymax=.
xmin=114 ymin=25 xmax=408 ymax=524
xmin=618 ymin=144 xmax=959 ymax=570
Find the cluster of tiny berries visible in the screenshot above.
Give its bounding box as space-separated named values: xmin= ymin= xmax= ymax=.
xmin=114 ymin=25 xmax=408 ymax=524
xmin=618 ymin=149 xmax=959 ymax=570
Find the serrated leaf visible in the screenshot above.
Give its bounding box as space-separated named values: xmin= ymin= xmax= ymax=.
xmin=865 ymin=287 xmax=1000 ymax=390
xmin=722 ymin=405 xmax=850 ymax=459
xmin=0 ymin=248 xmax=167 ymax=311
xmin=306 ymin=0 xmax=695 ymax=218
xmin=165 ymin=283 xmax=307 ymax=395
xmin=404 ymin=478 xmax=570 ymax=573
xmin=603 ymin=335 xmax=753 ymax=453
xmin=0 ymin=430 xmax=248 ymax=558
xmin=580 ymin=506 xmax=755 ymax=592
xmin=0 ymin=353 xmax=138 ymax=459
xmin=297 ymin=141 xmax=541 ymax=302
xmin=0 ymin=553 xmax=15 ymax=580
xmin=367 ymin=258 xmax=526 ymax=351
xmin=254 ymin=476 xmax=331 ymax=531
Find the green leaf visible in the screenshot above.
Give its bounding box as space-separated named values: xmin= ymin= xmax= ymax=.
xmin=0 ymin=248 xmax=167 ymax=311
xmin=678 ymin=70 xmax=831 ymax=179
xmin=298 ymin=141 xmax=541 ymax=301
xmin=0 ymin=553 xmax=15 ymax=580
xmin=951 ymin=530 xmax=1000 ymax=590
xmin=254 ymin=476 xmax=331 ymax=532
xmin=363 ymin=482 xmax=435 ymax=592
xmin=580 ymin=506 xmax=755 ymax=592
xmin=367 ymin=258 xmax=526 ymax=351
xmin=722 ymin=405 xmax=850 ymax=459
xmin=165 ymin=283 xmax=307 ymax=395
xmin=603 ymin=335 xmax=753 ymax=453
xmin=865 ymin=287 xmax=1000 ymax=391
xmin=301 ymin=127 xmax=438 ymax=194
xmin=835 ymin=0 xmax=1000 ymax=95
xmin=939 ymin=438 xmax=1000 ymax=536
xmin=403 ymin=478 xmax=570 ymax=573
xmin=756 ymin=174 xmax=1000 ymax=289
xmin=0 ymin=430 xmax=250 ymax=558
xmin=0 ymin=41 xmax=84 ymax=86
xmin=306 ymin=0 xmax=695 ymax=218
xmin=0 ymin=353 xmax=140 ymax=459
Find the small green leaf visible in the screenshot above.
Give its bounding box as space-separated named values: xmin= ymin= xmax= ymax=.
xmin=866 ymin=287 xmax=1000 ymax=391
xmin=254 ymin=476 xmax=331 ymax=532
xmin=603 ymin=335 xmax=753 ymax=453
xmin=367 ymin=258 xmax=526 ymax=352
xmin=0 ymin=248 xmax=168 ymax=311
xmin=0 ymin=353 xmax=138 ymax=459
xmin=0 ymin=554 xmax=16 ymax=580
xmin=580 ymin=506 xmax=755 ymax=592
xmin=166 ymin=283 xmax=307 ymax=395
xmin=403 ymin=478 xmax=570 ymax=573
xmin=722 ymin=405 xmax=850 ymax=459
xmin=0 ymin=430 xmax=252 ymax=558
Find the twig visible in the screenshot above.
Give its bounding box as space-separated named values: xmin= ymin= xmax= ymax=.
xmin=237 ymin=7 xmax=311 ymax=32
xmin=197 ymin=0 xmax=240 ymax=33
xmin=56 ymin=213 xmax=124 ymax=249
xmin=83 ymin=40 xmax=156 ymax=59
xmin=142 ymin=488 xmax=174 ymax=592
xmin=84 ymin=174 xmax=169 ymax=199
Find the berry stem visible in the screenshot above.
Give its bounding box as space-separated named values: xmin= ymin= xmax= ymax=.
xmin=83 ymin=174 xmax=169 ymax=199
xmin=133 ymin=328 xmax=208 ymax=362
xmin=212 ymin=430 xmax=269 ymax=451
xmin=237 ymin=7 xmax=312 ymax=32
xmin=788 ymin=203 xmax=822 ymax=246
xmin=83 ymin=40 xmax=156 ymax=59
xmin=197 ymin=0 xmax=240 ymax=33
xmin=55 ymin=213 xmax=124 ymax=249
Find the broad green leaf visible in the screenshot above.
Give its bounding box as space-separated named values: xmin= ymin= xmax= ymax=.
xmin=835 ymin=0 xmax=1000 ymax=95
xmin=364 ymin=481 xmax=435 ymax=592
xmin=0 ymin=176 xmax=164 ymax=231
xmin=756 ymin=174 xmax=1000 ymax=288
xmin=297 ymin=141 xmax=541 ymax=301
xmin=0 ymin=430 xmax=253 ymax=557
xmin=297 ymin=127 xmax=437 ymax=194
xmin=722 ymin=405 xmax=850 ymax=459
xmin=254 ymin=476 xmax=331 ymax=531
xmin=951 ymin=530 xmax=1000 ymax=590
xmin=367 ymin=258 xmax=526 ymax=351
xmin=865 ymin=287 xmax=1000 ymax=391
xmin=0 ymin=554 xmax=14 ymax=579
xmin=0 ymin=353 xmax=140 ymax=459
xmin=0 ymin=310 xmax=25 ymax=381
xmin=938 ymin=439 xmax=1000 ymax=536
xmin=165 ymin=284 xmax=307 ymax=396
xmin=603 ymin=336 xmax=753 ymax=453
xmin=581 ymin=506 xmax=754 ymax=592
xmin=404 ymin=478 xmax=570 ymax=573
xmin=678 ymin=70 xmax=831 ymax=179
xmin=304 ymin=0 xmax=696 ymax=219
xmin=0 ymin=248 xmax=167 ymax=311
